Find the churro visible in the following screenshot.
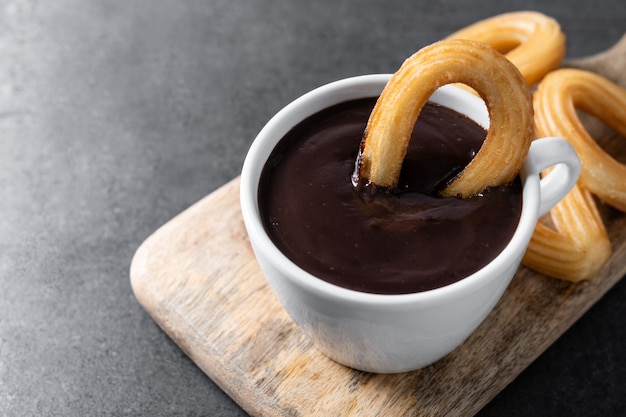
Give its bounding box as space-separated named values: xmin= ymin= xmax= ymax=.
xmin=354 ymin=39 xmax=533 ymax=198
xmin=447 ymin=11 xmax=565 ymax=86
xmin=523 ymin=68 xmax=626 ymax=280
xmin=533 ymin=68 xmax=626 ymax=212
xmin=523 ymin=183 xmax=611 ymax=281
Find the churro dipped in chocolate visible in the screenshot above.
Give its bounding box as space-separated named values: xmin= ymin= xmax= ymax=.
xmin=354 ymin=39 xmax=533 ymax=198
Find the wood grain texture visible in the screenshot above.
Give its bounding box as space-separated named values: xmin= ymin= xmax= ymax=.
xmin=130 ymin=173 xmax=625 ymax=416
xmin=130 ymin=39 xmax=626 ymax=416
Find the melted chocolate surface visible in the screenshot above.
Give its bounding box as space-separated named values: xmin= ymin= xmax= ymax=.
xmin=258 ymin=98 xmax=522 ymax=294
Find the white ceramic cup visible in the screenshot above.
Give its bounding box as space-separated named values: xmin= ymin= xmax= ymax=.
xmin=240 ymin=74 xmax=580 ymax=373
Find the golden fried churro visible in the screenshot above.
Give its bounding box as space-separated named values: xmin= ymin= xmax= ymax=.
xmin=522 ymin=68 xmax=626 ymax=281
xmin=446 ymin=11 xmax=565 ymax=86
xmin=534 ymin=68 xmax=626 ymax=211
xmin=523 ymin=183 xmax=611 ymax=281
xmin=354 ymin=39 xmax=533 ymax=198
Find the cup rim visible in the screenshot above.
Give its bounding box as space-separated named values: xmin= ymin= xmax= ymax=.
xmin=240 ymin=74 xmax=540 ymax=306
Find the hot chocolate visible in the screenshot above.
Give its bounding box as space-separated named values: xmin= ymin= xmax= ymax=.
xmin=258 ymin=97 xmax=522 ymax=294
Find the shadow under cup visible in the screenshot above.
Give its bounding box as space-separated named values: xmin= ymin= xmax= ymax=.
xmin=240 ymin=74 xmax=580 ymax=373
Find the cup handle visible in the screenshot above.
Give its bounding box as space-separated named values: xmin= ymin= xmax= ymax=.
xmin=526 ymin=137 xmax=581 ymax=217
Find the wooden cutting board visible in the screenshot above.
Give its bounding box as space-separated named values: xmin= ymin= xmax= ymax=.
xmin=130 ymin=36 xmax=626 ymax=416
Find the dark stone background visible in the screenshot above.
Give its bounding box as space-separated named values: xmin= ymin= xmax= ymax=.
xmin=1 ymin=1 xmax=624 ymax=415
